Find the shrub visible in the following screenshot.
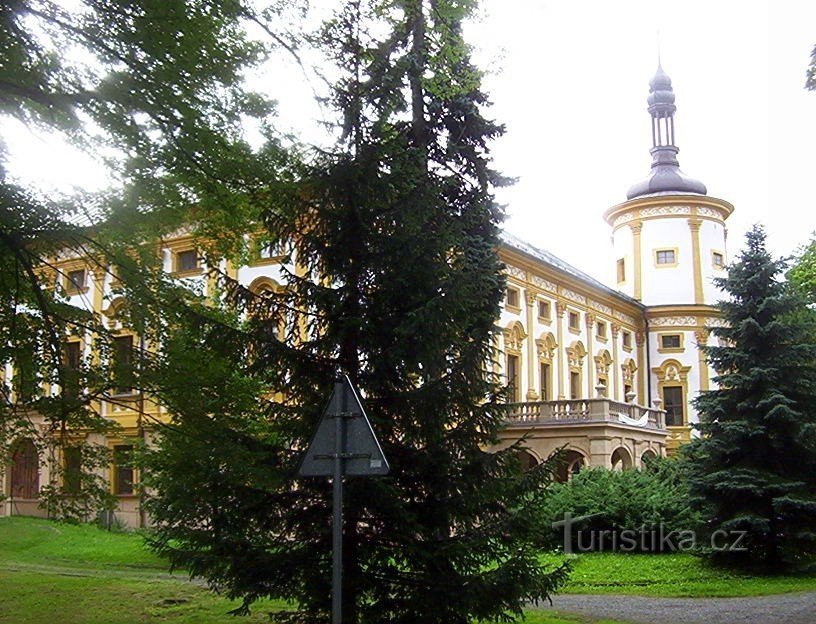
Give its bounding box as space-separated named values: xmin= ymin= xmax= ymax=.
xmin=537 ymin=456 xmax=701 ymax=553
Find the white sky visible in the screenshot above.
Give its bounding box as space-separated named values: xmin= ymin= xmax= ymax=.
xmin=4 ymin=0 xmax=816 ymax=287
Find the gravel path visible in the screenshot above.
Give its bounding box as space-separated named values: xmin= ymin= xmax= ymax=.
xmin=538 ymin=592 xmax=816 ymax=624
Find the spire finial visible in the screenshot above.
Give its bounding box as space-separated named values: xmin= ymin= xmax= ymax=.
xmin=626 ymin=63 xmax=707 ymax=200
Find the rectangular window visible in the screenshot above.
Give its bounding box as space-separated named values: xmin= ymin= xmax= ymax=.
xmin=506 ymin=354 xmax=520 ymax=402
xmin=712 ymin=251 xmax=725 ymax=268
xmin=568 ymin=311 xmax=580 ymax=331
xmin=506 ymin=287 xmax=520 ymax=309
xmin=663 ymin=386 xmax=685 ymax=427
xmin=570 ymin=371 xmax=581 ymax=399
xmin=113 ymin=445 xmax=134 ymax=495
xmin=622 ymin=330 xmax=632 ymax=349
xmin=655 ymin=249 xmax=676 ymax=265
xmin=63 ymin=341 xmax=82 ymax=397
xmin=540 ymin=362 xmax=551 ymax=401
xmin=66 ymin=269 xmax=86 ymax=294
xmin=113 ymin=335 xmax=134 ymax=395
xmin=175 ymin=249 xmax=199 ymax=273
xmin=596 ymin=321 xmax=607 ymax=339
xmin=63 ymin=446 xmax=82 ymax=494
xmin=660 ymin=334 xmax=682 ymax=350
xmin=616 ymin=258 xmax=626 ymax=283
xmin=538 ymin=300 xmax=551 ymax=320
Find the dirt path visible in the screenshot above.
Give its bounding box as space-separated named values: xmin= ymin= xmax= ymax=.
xmin=539 ymin=592 xmax=816 ymax=624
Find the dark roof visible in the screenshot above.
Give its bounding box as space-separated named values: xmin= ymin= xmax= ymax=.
xmin=499 ymin=231 xmax=645 ymax=310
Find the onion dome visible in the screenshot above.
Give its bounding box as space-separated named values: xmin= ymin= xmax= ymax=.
xmin=627 ymin=64 xmax=707 ymax=199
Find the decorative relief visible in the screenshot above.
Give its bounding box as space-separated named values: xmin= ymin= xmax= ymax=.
xmin=594 ymin=350 xmax=612 ymax=376
xmin=566 ymin=341 xmax=587 ymax=368
xmin=706 ymin=318 xmax=728 ymax=328
xmin=536 ymin=333 xmax=557 ymax=361
xmin=502 ymin=321 xmax=527 ymax=352
xmin=649 ymin=316 xmax=697 ymax=327
xmin=621 ymin=359 xmax=637 ymax=383
xmin=531 ymin=275 xmax=558 ymax=293
xmin=525 ymin=290 xmax=538 ymax=307
xmin=560 ymin=288 xmax=586 ymax=305
xmin=612 ymin=310 xmax=637 ymax=325
xmin=506 ymin=265 xmax=526 ymax=280
xmin=555 ymin=300 xmax=568 ymax=318
xmin=584 ymin=312 xmax=596 ymax=328
xmin=613 ymin=212 xmax=634 ymax=227
xmin=611 ymin=323 xmax=621 ymax=338
xmin=639 ymin=205 xmax=691 ymax=218
xmin=696 ymin=206 xmax=721 ymax=219
xmin=588 ymin=300 xmax=613 ymax=315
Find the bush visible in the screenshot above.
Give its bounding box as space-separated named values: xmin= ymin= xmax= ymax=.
xmin=537 ymin=456 xmax=701 ymax=553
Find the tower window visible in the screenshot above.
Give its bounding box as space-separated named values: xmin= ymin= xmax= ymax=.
xmin=655 ymin=249 xmax=677 ymax=266
xmin=570 ymin=371 xmax=581 ymax=399
xmin=712 ymin=251 xmax=725 ymax=269
xmin=622 ymin=331 xmax=632 ymax=349
xmin=173 ymin=249 xmax=198 ymax=273
xmin=616 ymin=258 xmax=626 ymax=283
xmin=506 ymin=354 xmax=520 ymax=402
xmin=659 ymin=334 xmax=683 ymax=351
xmin=568 ymin=311 xmax=580 ymax=331
xmin=540 ymin=362 xmax=551 ymax=401
xmin=506 ymin=287 xmax=520 ymax=309
xmin=65 ymin=269 xmax=87 ymax=294
xmin=113 ymin=445 xmax=135 ymax=496
xmin=663 ymin=386 xmax=685 ymax=427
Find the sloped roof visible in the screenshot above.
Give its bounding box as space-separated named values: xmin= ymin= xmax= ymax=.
xmin=499 ymin=230 xmax=645 ymax=310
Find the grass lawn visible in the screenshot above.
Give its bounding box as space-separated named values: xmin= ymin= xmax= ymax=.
xmin=0 ymin=517 xmax=627 ymax=624
xmin=544 ymin=552 xmax=816 ymax=597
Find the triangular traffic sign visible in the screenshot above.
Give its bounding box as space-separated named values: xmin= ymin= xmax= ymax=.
xmin=298 ymin=375 xmax=390 ymax=477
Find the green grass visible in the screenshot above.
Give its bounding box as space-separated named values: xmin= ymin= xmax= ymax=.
xmin=543 ymin=551 xmax=816 ymax=597
xmin=0 ymin=517 xmax=630 ymax=624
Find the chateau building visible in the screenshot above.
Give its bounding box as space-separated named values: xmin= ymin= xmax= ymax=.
xmin=2 ymin=65 xmax=732 ymax=526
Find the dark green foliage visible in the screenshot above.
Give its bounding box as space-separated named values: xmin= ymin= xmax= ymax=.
xmin=537 ymin=458 xmax=700 ymax=552
xmin=145 ymin=1 xmax=568 ymax=622
xmin=688 ymin=225 xmax=816 ymax=569
xmin=0 ymin=1 xmax=294 ymax=520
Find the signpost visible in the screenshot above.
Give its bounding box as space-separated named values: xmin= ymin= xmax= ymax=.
xmin=298 ymin=375 xmax=389 ymax=624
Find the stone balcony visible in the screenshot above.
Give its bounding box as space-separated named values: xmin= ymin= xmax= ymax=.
xmin=497 ymin=398 xmax=668 ymax=471
xmin=502 ymin=398 xmax=666 ymax=431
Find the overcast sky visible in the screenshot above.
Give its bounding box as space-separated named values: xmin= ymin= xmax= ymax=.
xmin=4 ymin=0 xmax=815 ymax=287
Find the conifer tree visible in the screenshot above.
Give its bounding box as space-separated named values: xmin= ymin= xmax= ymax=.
xmin=689 ymin=225 xmax=816 ymax=568
xmin=146 ymin=1 xmax=567 ymax=621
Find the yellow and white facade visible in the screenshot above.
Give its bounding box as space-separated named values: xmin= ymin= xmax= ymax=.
xmin=2 ymin=64 xmax=731 ymax=524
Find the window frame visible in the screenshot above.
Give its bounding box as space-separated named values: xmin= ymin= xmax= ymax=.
xmin=654 ymin=248 xmax=679 ymax=268
xmin=505 ymin=287 xmax=521 ymax=311
xmin=658 ymin=333 xmax=684 ymax=353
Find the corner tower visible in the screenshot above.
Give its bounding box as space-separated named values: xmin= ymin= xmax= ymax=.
xmin=603 ymin=64 xmax=733 ymax=451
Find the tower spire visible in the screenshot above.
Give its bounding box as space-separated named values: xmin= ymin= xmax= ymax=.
xmin=626 ymin=64 xmax=707 ymax=199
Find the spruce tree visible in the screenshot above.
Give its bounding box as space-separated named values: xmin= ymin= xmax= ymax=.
xmin=689 ymin=225 xmax=816 ymax=568
xmin=146 ymin=1 xmax=567 ymax=622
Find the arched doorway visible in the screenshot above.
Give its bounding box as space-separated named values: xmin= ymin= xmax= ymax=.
xmin=610 ymin=447 xmax=633 ymax=471
xmin=641 ymin=449 xmax=658 ymax=466
xmin=556 ymin=449 xmax=586 ymax=482
xmin=10 ymin=438 xmax=39 ymax=499
xmin=515 ymin=449 xmax=539 ymax=472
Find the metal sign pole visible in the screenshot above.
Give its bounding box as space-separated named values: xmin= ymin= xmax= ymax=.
xmin=297 ymin=374 xmax=390 ymax=624
xmin=332 ymin=383 xmax=344 ymax=624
